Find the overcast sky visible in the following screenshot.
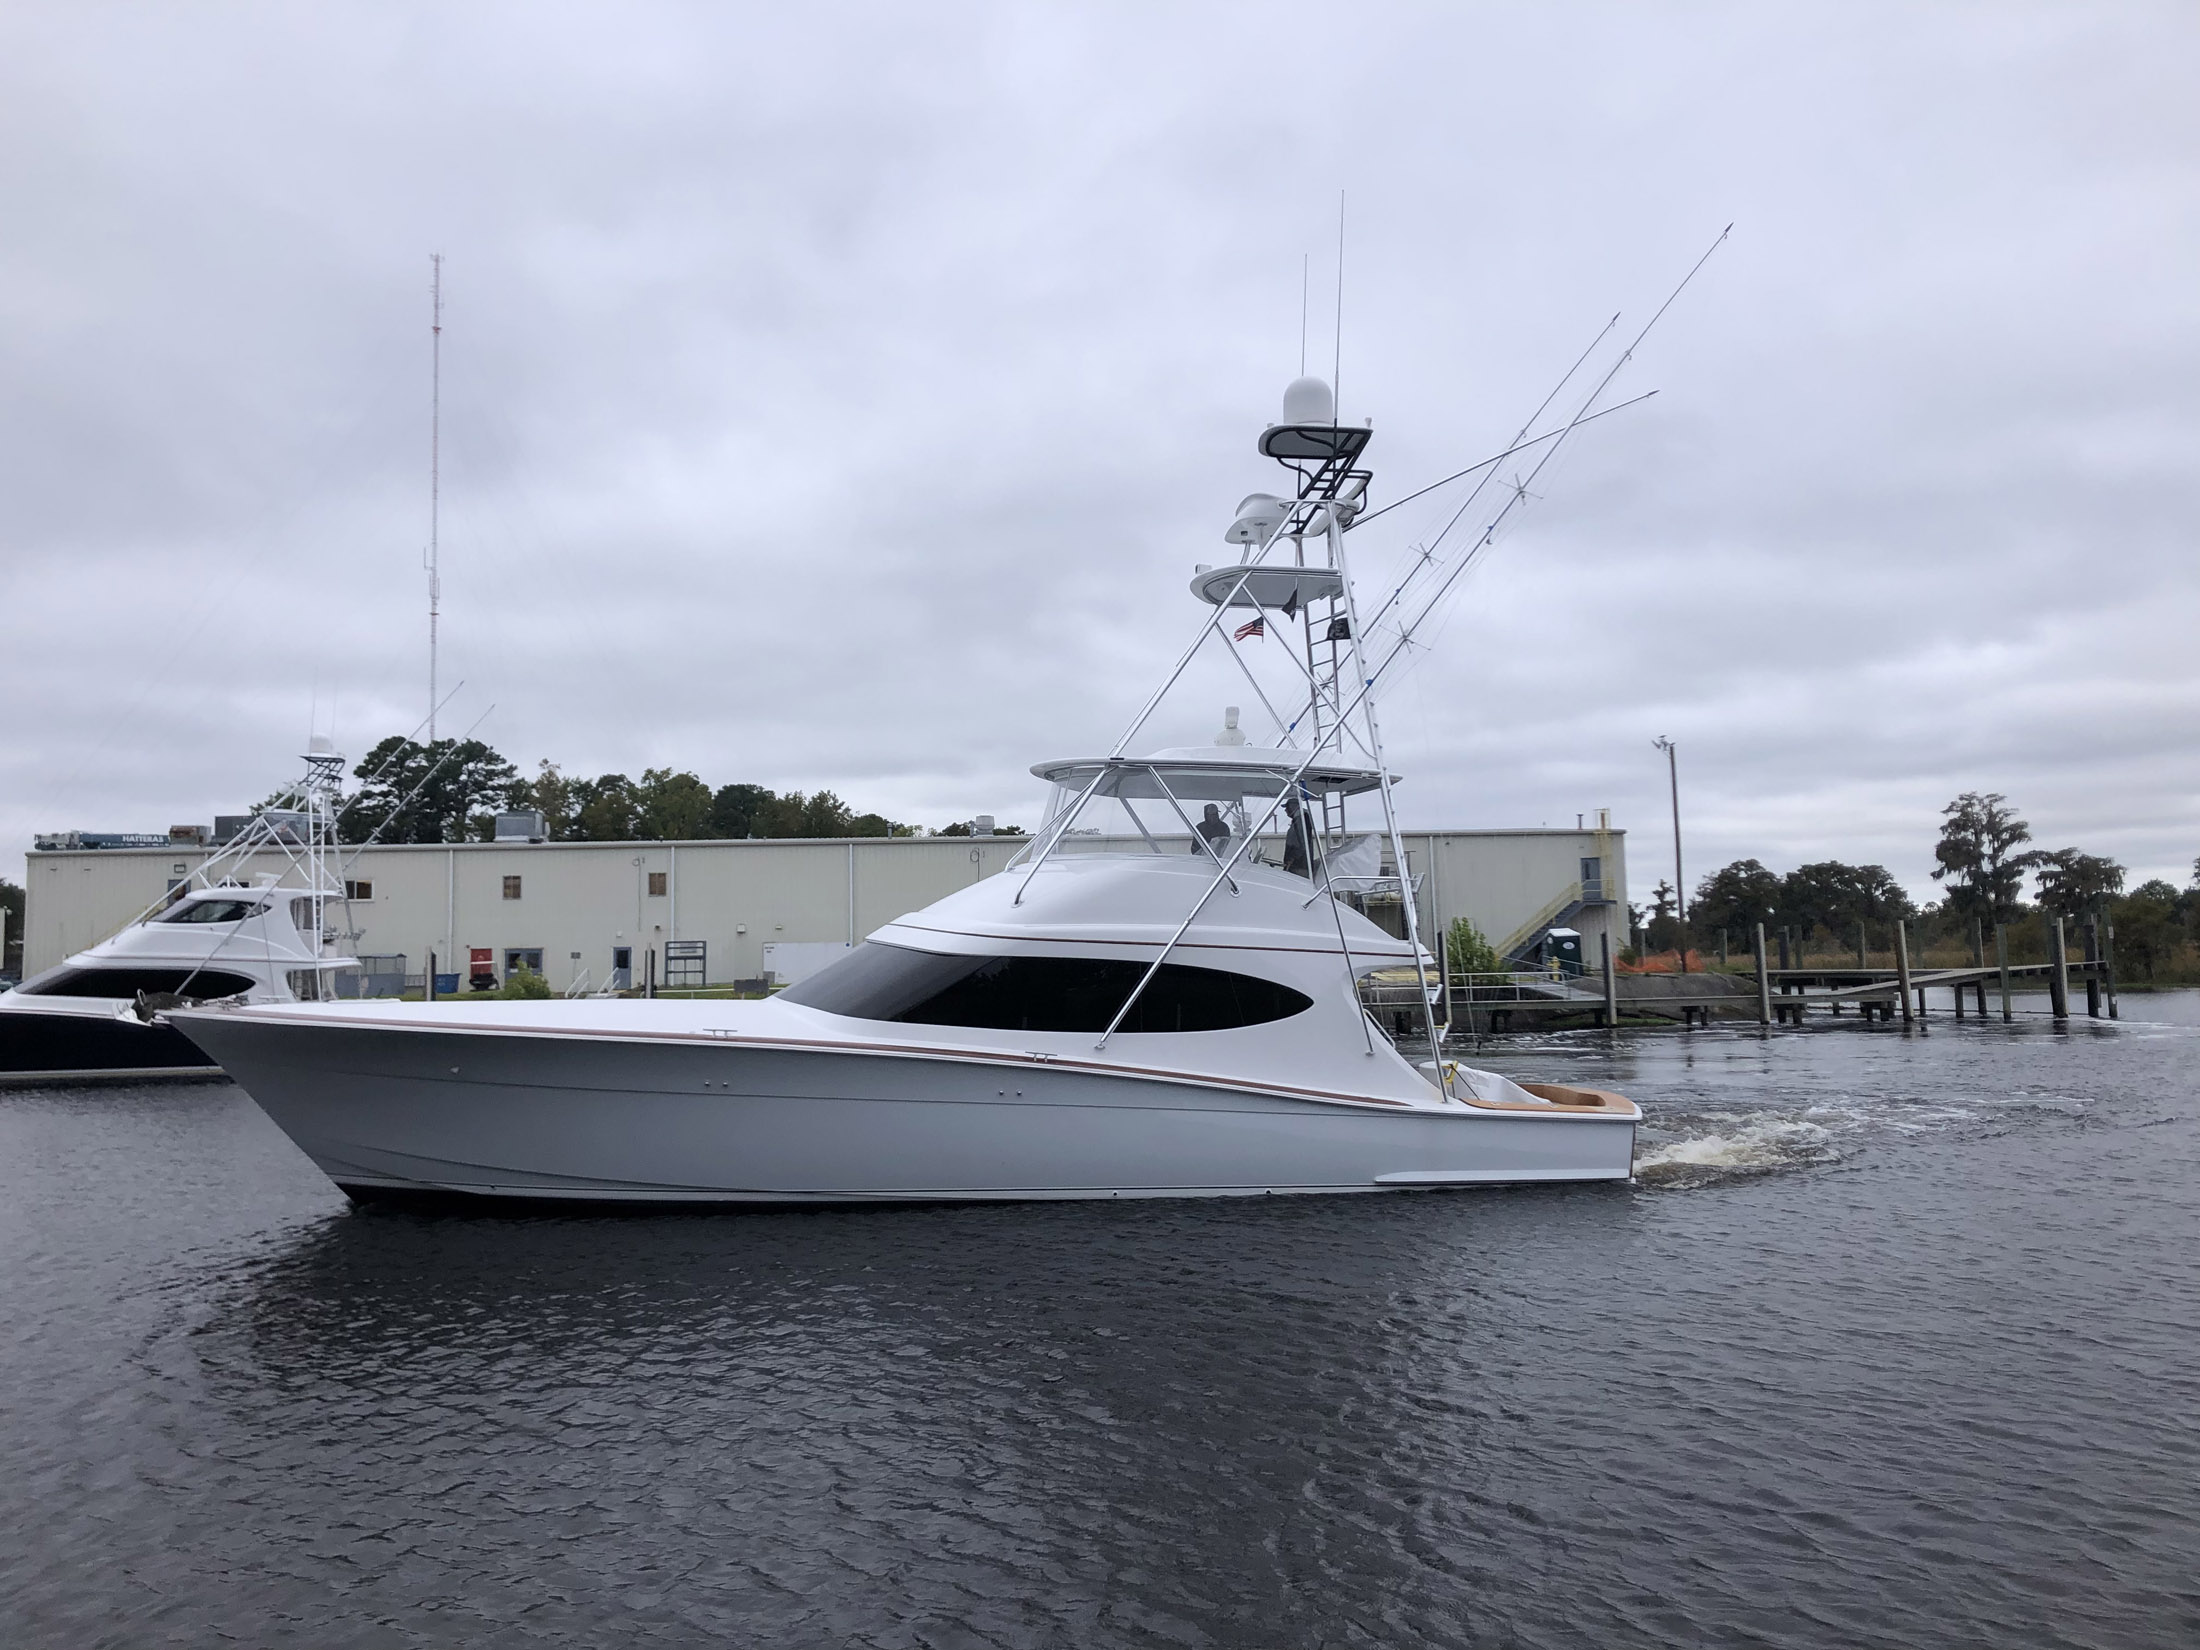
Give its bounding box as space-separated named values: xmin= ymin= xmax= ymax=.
xmin=4 ymin=2 xmax=2196 ymax=903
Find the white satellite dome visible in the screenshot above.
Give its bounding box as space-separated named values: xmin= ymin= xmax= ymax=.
xmin=1225 ymin=493 xmax=1286 ymax=545
xmin=1281 ymin=375 xmax=1335 ymax=425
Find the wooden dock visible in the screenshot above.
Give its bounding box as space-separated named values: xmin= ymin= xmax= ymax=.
xmin=1406 ymin=915 xmax=2119 ymax=1035
xmin=1748 ymin=914 xmax=2116 ymax=1025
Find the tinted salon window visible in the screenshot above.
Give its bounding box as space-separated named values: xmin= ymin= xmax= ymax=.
xmin=157 ymin=899 xmax=263 ymax=925
xmin=782 ymin=942 xmax=1310 ymax=1033
xmin=19 ymin=966 xmax=257 ymax=999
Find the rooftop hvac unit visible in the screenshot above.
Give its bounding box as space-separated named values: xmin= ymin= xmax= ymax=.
xmin=494 ymin=810 xmax=548 ymax=844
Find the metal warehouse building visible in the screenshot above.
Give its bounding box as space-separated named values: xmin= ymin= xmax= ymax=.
xmin=19 ymin=823 xmax=1627 ymax=994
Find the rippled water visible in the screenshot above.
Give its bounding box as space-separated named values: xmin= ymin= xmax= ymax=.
xmin=4 ymin=996 xmax=2198 ymax=1647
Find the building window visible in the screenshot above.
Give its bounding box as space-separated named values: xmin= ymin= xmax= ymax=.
xmin=503 ymin=876 xmax=523 ymax=901
xmin=647 ymin=871 xmax=667 ymax=897
xmin=345 ymin=880 xmax=373 ymax=901
xmin=665 ymin=939 xmax=706 ymax=989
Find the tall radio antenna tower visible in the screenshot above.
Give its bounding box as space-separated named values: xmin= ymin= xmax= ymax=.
xmin=426 ymin=253 xmax=443 ymax=744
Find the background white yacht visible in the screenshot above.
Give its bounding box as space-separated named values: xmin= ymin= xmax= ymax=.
xmin=1 ymin=745 xmax=364 ymax=1083
xmin=173 ymin=373 xmax=1644 ymax=1203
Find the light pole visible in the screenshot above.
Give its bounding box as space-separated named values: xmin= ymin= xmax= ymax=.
xmin=1653 ymin=736 xmax=1686 ymax=973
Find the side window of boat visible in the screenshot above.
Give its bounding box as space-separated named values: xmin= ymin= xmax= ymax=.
xmin=18 ymin=966 xmax=257 ymax=998
xmin=782 ymin=943 xmax=1311 ymax=1032
xmin=158 ymin=899 xmax=262 ymax=925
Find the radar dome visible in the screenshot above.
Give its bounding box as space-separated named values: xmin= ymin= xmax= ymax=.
xmin=1281 ymin=376 xmax=1335 ymax=425
xmin=1226 ymin=493 xmax=1286 ymax=545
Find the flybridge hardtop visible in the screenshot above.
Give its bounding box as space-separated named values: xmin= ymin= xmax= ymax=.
xmin=2 ymin=744 xmax=366 ymax=1082
xmin=171 ymin=367 xmax=1652 ymax=1204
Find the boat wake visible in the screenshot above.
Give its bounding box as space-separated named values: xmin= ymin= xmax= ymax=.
xmin=1632 ymin=1110 xmax=1848 ymax=1188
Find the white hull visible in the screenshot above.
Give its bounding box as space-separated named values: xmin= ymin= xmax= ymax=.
xmin=177 ymin=1009 xmax=1637 ymax=1204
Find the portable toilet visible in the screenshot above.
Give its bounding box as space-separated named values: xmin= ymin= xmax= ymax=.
xmin=1543 ymin=927 xmax=1584 ymax=977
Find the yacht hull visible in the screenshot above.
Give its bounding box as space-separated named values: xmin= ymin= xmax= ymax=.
xmin=0 ymin=1004 xmax=222 ymax=1084
xmin=177 ymin=1015 xmax=1637 ymax=1204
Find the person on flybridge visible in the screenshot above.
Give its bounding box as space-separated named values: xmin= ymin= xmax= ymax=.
xmin=1282 ymin=795 xmax=1317 ymax=879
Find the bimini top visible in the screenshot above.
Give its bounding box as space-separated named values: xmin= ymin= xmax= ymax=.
xmin=1030 ymin=749 xmax=1391 ymax=801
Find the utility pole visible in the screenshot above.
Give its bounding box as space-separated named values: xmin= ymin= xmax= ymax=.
xmin=1653 ymin=736 xmax=1686 ymax=973
xmin=427 ymin=253 xmax=443 ymax=744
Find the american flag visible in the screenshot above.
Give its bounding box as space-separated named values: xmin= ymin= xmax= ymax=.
xmin=1233 ymin=616 xmax=1265 ymax=642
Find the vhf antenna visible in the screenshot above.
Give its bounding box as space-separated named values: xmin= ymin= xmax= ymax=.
xmin=1332 ymin=191 xmax=1344 ymax=425
xmin=426 ymin=252 xmax=443 ymax=745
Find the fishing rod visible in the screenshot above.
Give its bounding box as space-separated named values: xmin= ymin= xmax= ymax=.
xmin=337 ymin=702 xmax=500 ymax=864
xmin=1348 ymin=389 xmax=1653 ymax=533
xmin=1360 ymin=226 xmax=1731 ymax=693
xmin=1272 ymin=318 xmax=1653 ymax=746
xmin=327 ymin=682 xmax=471 ymax=833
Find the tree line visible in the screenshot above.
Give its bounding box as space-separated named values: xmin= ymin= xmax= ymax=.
xmin=1673 ymin=791 xmax=2200 ymax=980
xmin=332 ymin=736 xmax=1020 ymax=846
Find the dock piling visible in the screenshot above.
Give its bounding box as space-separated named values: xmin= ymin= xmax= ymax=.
xmin=2048 ymin=918 xmax=2069 ymax=1023
xmin=1895 ymin=921 xmax=1914 ymax=1026
xmin=1995 ymin=922 xmax=2012 ymax=1021
xmin=1601 ymin=930 xmax=1618 ymax=1029
xmin=2104 ymin=920 xmax=2120 ymax=1019
xmin=1753 ymin=923 xmax=1772 ymax=1027
xmin=2083 ymin=919 xmax=2102 ymax=1018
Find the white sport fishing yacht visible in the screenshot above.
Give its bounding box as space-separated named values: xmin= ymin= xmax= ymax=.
xmin=173 ymin=376 xmax=1641 ymax=1203
xmin=1 ymin=744 xmax=365 ymax=1082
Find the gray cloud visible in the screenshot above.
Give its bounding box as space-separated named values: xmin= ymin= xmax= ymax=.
xmin=4 ymin=1 xmax=2196 ymax=901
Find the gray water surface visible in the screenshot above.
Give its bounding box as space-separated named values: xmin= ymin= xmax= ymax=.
xmin=4 ymin=998 xmax=2197 ymax=1647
